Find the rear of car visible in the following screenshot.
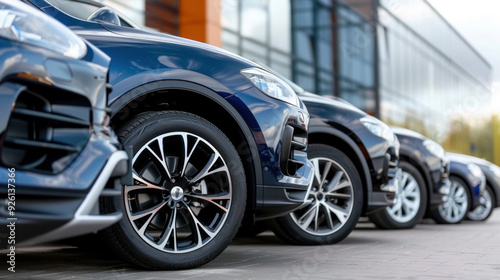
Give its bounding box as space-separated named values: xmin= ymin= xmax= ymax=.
xmin=0 ymin=1 xmax=128 ymax=245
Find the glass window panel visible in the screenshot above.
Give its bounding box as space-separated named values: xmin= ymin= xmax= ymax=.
xmin=269 ymin=0 xmax=291 ymax=52
xmin=241 ymin=0 xmax=269 ymax=43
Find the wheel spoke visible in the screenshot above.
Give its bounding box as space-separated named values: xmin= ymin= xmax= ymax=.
xmin=405 ymin=180 xmax=418 ymax=195
xmin=180 ymin=134 xmax=200 ymax=177
xmin=322 ymin=204 xmax=335 ymax=230
xmin=311 ymin=158 xmax=322 ymax=186
xmin=184 ymin=201 xmax=217 ymax=241
xmin=187 ymin=192 xmax=231 ymax=212
xmin=314 ymin=203 xmax=320 ymax=232
xmin=389 ymin=200 xmax=402 ymax=214
xmin=146 ymin=139 xmax=172 ymax=180
xmin=325 ymin=171 xmax=345 ymax=193
xmin=188 ymin=154 xmax=227 ymax=184
xmin=298 ymin=203 xmax=318 ymax=222
xmin=452 ymin=203 xmax=459 ymax=218
xmin=323 ymin=201 xmax=348 ymax=224
xmin=455 ymin=187 xmax=465 ymax=198
xmin=400 ymin=172 xmax=409 ymax=189
xmin=446 ymin=203 xmax=453 ymax=218
xmin=157 ymin=206 xmax=178 ymax=251
xmin=295 ymin=203 xmax=318 ymax=231
xmin=325 ymin=192 xmax=352 ymax=199
xmin=134 ymin=200 xmax=170 ymax=236
xmin=402 ymin=197 xmax=419 ymax=211
xmin=126 ymin=172 xmax=165 ymax=194
xmin=320 ymin=161 xmax=333 ymax=186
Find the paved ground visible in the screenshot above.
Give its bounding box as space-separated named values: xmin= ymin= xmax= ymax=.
xmin=2 ymin=212 xmax=500 ymax=279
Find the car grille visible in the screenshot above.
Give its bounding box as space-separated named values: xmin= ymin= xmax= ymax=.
xmin=1 ymin=86 xmax=91 ymax=174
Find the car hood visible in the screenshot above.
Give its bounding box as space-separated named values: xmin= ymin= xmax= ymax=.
xmin=100 ymin=23 xmax=257 ymax=68
xmin=391 ymin=126 xmax=428 ymax=141
xmin=299 ymin=91 xmax=367 ymax=115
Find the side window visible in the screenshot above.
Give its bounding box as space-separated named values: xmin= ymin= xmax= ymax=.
xmin=47 ymin=0 xmax=139 ymax=28
xmin=46 ymin=0 xmax=100 ymax=21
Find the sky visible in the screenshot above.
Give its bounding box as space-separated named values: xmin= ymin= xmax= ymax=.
xmin=427 ymin=0 xmax=500 ymax=93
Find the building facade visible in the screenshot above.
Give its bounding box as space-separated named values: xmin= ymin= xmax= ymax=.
xmin=109 ymin=0 xmax=495 ymax=162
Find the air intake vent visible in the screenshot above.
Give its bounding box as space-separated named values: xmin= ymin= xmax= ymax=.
xmin=1 ymin=88 xmax=91 ymax=174
xmin=280 ymin=119 xmax=308 ymax=177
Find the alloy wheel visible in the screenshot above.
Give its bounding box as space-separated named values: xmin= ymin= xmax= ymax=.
xmin=125 ymin=132 xmax=232 ymax=253
xmin=438 ymin=179 xmax=468 ymax=223
xmin=467 ymin=187 xmax=493 ymax=221
xmin=387 ymin=171 xmax=421 ymax=223
xmin=290 ymin=157 xmax=354 ymax=236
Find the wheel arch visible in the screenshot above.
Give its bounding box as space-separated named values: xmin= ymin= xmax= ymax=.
xmin=109 ymin=79 xmax=261 ymax=213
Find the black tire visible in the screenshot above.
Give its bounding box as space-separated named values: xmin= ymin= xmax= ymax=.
xmin=268 ymin=144 xmax=362 ymax=245
xmin=368 ymin=161 xmax=428 ymax=229
xmin=467 ymin=185 xmax=495 ymax=221
xmin=102 ymin=111 xmax=246 ymax=270
xmin=431 ymin=175 xmax=470 ymax=224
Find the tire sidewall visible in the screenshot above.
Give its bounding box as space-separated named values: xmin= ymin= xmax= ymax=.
xmin=275 ymin=144 xmax=363 ymax=245
xmin=109 ymin=111 xmax=246 ymax=268
xmin=467 ymin=185 xmax=494 ymax=221
xmin=434 ymin=175 xmax=470 ymax=224
xmin=384 ymin=161 xmax=428 ymax=228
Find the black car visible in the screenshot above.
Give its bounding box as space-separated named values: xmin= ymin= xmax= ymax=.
xmin=265 ymin=87 xmax=400 ymax=245
xmin=28 ymin=0 xmax=314 ymax=269
xmin=448 ymin=153 xmax=500 ymax=221
xmin=374 ymin=127 xmax=451 ymax=229
xmin=431 ymin=153 xmax=485 ymax=224
xmin=0 ymin=1 xmax=128 ymax=246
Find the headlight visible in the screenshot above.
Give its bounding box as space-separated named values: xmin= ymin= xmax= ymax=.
xmin=489 ymin=164 xmax=500 ymax=178
xmin=241 ymin=67 xmax=299 ymax=107
xmin=0 ymin=1 xmax=86 ymax=59
xmin=423 ymin=139 xmax=446 ymax=159
xmin=360 ymin=116 xmax=394 ymax=142
xmin=467 ymin=163 xmax=484 ymax=179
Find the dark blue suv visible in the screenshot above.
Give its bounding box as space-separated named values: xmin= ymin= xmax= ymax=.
xmin=27 ymin=0 xmax=314 ymax=270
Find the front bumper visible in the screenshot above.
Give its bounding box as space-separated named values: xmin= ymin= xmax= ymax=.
xmin=231 ymin=87 xmax=314 ymax=219
xmin=0 ymin=134 xmax=129 ymax=246
xmin=470 ymin=180 xmax=485 ymax=210
xmin=255 ymin=159 xmax=314 ymax=219
xmin=366 ymin=144 xmax=399 ymax=214
xmin=429 ymin=179 xmax=451 ymax=208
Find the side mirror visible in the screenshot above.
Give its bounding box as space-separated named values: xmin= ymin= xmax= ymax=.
xmin=87 ymin=7 xmax=120 ymax=26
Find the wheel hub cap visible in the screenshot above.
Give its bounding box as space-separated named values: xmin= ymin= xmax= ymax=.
xmin=170 ymin=186 xmax=184 ymax=201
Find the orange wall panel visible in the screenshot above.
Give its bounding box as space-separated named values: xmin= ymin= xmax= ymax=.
xmin=179 ymin=0 xmax=222 ymax=47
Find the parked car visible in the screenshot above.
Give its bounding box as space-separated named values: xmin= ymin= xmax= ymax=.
xmin=0 ymin=0 xmax=128 ymax=245
xmin=29 ymin=0 xmax=314 ymax=270
xmin=375 ymin=127 xmax=451 ymax=229
xmin=263 ymin=79 xmax=400 ymax=244
xmin=431 ymin=153 xmax=485 ymax=224
xmin=445 ymin=153 xmax=496 ymax=221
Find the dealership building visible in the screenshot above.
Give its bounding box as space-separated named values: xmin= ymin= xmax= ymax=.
xmin=103 ymin=0 xmax=495 ymax=162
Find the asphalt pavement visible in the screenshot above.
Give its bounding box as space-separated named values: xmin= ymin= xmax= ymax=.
xmin=2 ymin=212 xmax=500 ymax=279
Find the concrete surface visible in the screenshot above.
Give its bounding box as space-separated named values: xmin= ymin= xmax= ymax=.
xmin=2 ymin=212 xmax=500 ymax=279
